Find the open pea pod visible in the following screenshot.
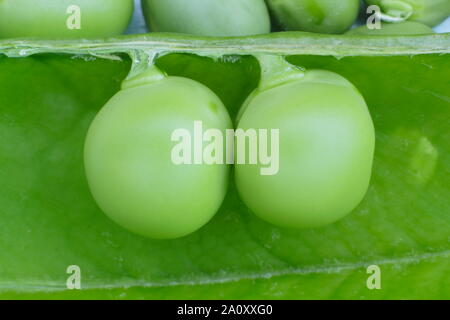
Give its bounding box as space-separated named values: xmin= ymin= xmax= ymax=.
xmin=0 ymin=33 xmax=449 ymax=299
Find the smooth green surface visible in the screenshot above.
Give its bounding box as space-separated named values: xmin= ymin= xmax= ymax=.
xmin=365 ymin=0 xmax=450 ymax=27
xmin=85 ymin=69 xmax=231 ymax=239
xmin=0 ymin=0 xmax=134 ymax=39
xmin=141 ymin=0 xmax=271 ymax=36
xmin=235 ymin=65 xmax=375 ymax=229
xmin=0 ymin=33 xmax=449 ymax=299
xmin=347 ymin=21 xmax=434 ymax=35
xmin=1 ymin=252 xmax=448 ymax=299
xmin=266 ymin=0 xmax=360 ymax=34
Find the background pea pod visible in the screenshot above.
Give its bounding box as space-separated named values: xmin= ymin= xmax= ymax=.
xmin=141 ymin=0 xmax=271 ymax=36
xmin=0 ymin=32 xmax=449 ymax=299
xmin=365 ymin=0 xmax=450 ymax=27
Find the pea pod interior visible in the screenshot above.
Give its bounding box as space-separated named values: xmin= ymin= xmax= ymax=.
xmin=0 ymin=33 xmax=449 ymax=299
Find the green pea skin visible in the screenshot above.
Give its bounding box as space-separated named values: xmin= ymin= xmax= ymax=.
xmin=347 ymin=21 xmax=434 ymax=35
xmin=0 ymin=0 xmax=134 ymax=39
xmin=365 ymin=0 xmax=450 ymax=27
xmin=141 ymin=0 xmax=271 ymax=36
xmin=235 ymin=59 xmax=375 ymax=229
xmin=265 ymin=0 xmax=360 ymax=34
xmin=84 ymin=67 xmax=232 ymax=239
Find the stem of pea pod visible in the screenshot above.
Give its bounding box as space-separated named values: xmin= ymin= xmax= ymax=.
xmin=256 ymin=54 xmax=305 ymax=92
xmin=375 ymin=0 xmax=413 ymax=23
xmin=121 ymin=49 xmax=166 ymax=90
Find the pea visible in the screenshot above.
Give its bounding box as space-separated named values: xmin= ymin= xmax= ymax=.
xmin=141 ymin=0 xmax=271 ymax=36
xmin=84 ymin=66 xmax=232 ymax=239
xmin=347 ymin=21 xmax=434 ymax=35
xmin=365 ymin=0 xmax=450 ymax=27
xmin=0 ymin=0 xmax=134 ymax=39
xmin=235 ymin=56 xmax=375 ymax=229
xmin=265 ymin=0 xmax=360 ymax=34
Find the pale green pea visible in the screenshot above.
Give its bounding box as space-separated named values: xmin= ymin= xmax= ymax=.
xmin=141 ymin=0 xmax=271 ymax=36
xmin=266 ymin=0 xmax=361 ymax=34
xmin=235 ymin=56 xmax=375 ymax=229
xmin=84 ymin=67 xmax=231 ymax=239
xmin=0 ymin=0 xmax=134 ymax=39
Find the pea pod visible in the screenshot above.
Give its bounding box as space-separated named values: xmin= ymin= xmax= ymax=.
xmin=235 ymin=56 xmax=375 ymax=229
xmin=0 ymin=31 xmax=449 ymax=299
xmin=84 ymin=66 xmax=232 ymax=239
xmin=347 ymin=21 xmax=434 ymax=35
xmin=0 ymin=0 xmax=134 ymax=39
xmin=365 ymin=0 xmax=450 ymax=27
xmin=141 ymin=0 xmax=271 ymax=36
xmin=265 ymin=0 xmax=360 ymax=34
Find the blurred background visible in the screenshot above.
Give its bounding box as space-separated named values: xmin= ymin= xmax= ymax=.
xmin=127 ymin=0 xmax=450 ymax=35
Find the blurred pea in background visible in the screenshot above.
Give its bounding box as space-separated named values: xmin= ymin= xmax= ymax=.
xmin=126 ymin=0 xmax=450 ymax=35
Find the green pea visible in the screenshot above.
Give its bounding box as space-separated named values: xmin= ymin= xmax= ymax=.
xmin=265 ymin=0 xmax=360 ymax=34
xmin=0 ymin=0 xmax=134 ymax=39
xmin=365 ymin=0 xmax=450 ymax=27
xmin=235 ymin=56 xmax=375 ymax=229
xmin=84 ymin=66 xmax=231 ymax=239
xmin=347 ymin=21 xmax=434 ymax=35
xmin=141 ymin=0 xmax=271 ymax=36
